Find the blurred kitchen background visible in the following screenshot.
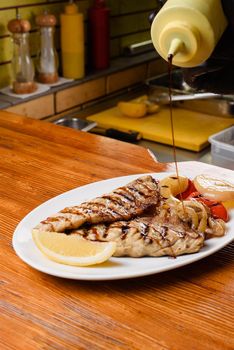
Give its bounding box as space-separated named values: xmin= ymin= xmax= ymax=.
xmin=0 ymin=0 xmax=161 ymax=89
xmin=0 ymin=0 xmax=233 ymax=168
xmin=0 ymin=0 xmax=167 ymax=135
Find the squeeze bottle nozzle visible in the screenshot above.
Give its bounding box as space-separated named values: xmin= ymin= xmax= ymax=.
xmin=167 ymin=38 xmax=184 ymax=58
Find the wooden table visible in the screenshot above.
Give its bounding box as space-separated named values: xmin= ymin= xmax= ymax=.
xmin=0 ymin=111 xmax=233 ymax=350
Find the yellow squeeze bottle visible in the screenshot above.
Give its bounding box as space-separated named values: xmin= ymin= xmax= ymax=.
xmin=151 ymin=0 xmax=228 ymax=67
xmin=60 ymin=0 xmax=85 ymax=78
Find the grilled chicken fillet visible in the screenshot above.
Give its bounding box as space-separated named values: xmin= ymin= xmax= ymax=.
xmin=34 ymin=175 xmax=160 ymax=233
xmin=71 ymin=212 xmax=205 ymax=257
xmin=70 ymin=198 xmax=226 ymax=257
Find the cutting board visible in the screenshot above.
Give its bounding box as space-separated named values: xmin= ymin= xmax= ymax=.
xmin=87 ymin=100 xmax=234 ymax=151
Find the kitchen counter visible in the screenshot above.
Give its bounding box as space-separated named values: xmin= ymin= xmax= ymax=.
xmin=50 ymin=86 xmax=225 ymax=166
xmin=0 ymin=110 xmax=233 ymax=350
xmin=139 ymin=139 xmax=212 ymax=164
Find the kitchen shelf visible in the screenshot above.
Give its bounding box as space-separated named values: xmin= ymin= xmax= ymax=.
xmin=0 ymin=51 xmax=159 ymax=110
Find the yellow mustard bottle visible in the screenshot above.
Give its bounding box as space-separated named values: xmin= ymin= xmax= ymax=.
xmin=151 ymin=0 xmax=228 ymax=67
xmin=60 ymin=0 xmax=85 ymax=78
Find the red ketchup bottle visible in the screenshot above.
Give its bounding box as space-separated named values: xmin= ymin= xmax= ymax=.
xmin=88 ymin=0 xmax=110 ymax=70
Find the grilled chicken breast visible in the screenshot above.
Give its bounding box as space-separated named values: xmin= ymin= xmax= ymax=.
xmin=71 ymin=212 xmax=205 ymax=257
xmin=34 ymin=175 xmax=225 ymax=258
xmin=34 ymin=175 xmax=160 ymax=233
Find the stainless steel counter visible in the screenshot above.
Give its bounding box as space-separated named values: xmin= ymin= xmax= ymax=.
xmin=139 ymin=139 xmax=212 ymax=164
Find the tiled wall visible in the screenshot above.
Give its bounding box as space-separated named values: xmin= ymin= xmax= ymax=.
xmin=6 ymin=59 xmax=168 ymax=119
xmin=0 ymin=0 xmax=157 ymax=88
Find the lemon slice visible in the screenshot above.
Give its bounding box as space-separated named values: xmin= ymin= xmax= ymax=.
xmin=32 ymin=229 xmax=116 ymax=266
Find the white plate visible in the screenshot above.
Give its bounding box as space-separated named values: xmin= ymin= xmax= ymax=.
xmin=13 ymin=172 xmax=234 ymax=280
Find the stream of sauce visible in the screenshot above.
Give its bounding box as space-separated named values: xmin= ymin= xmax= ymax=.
xmin=167 ymin=54 xmax=184 ymax=203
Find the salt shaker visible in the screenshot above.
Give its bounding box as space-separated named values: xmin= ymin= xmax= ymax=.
xmin=8 ymin=15 xmax=37 ymax=94
xmin=36 ymin=11 xmax=58 ymax=84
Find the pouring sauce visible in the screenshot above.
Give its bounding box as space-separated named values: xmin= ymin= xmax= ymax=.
xmin=167 ymin=54 xmax=184 ymax=202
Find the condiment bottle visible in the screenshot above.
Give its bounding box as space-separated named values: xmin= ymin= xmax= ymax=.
xmin=8 ymin=15 xmax=37 ymax=94
xmin=88 ymin=0 xmax=110 ymax=70
xmin=36 ymin=11 xmax=59 ymax=84
xmin=60 ymin=0 xmax=85 ymax=79
xmin=151 ymin=0 xmax=228 ymax=67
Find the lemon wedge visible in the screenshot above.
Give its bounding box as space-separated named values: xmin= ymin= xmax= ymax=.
xmin=118 ymin=101 xmax=147 ymax=118
xmin=32 ymin=229 xmax=116 ymax=266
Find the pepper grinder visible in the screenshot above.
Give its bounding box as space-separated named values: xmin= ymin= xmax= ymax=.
xmin=8 ymin=15 xmax=37 ymax=94
xmin=36 ymin=11 xmax=58 ymax=84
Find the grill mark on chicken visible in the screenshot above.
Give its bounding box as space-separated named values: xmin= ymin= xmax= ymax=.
xmin=70 ymin=209 xmax=205 ymax=257
xmin=34 ymin=175 xmax=160 ymax=233
xmin=159 ymin=226 xmax=175 ymax=257
xmin=93 ymin=196 xmax=130 ymax=216
xmin=68 ymin=200 xmax=130 ymax=219
xmin=138 ymin=220 xmax=154 ymax=245
xmin=120 ymin=225 xmax=130 ymax=240
xmin=61 ymin=203 xmax=121 ymax=221
xmin=139 ymin=221 xmax=176 ymax=256
xmin=115 ymin=189 xmax=135 ymax=199
xmin=138 ymin=222 xmax=147 ymax=237
xmin=102 ymin=195 xmax=129 ymax=208
xmin=113 ymin=190 xmax=136 ymax=204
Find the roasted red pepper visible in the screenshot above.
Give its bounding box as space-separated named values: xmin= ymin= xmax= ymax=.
xmin=176 ymin=179 xmax=197 ymax=200
xmin=187 ymin=191 xmax=228 ymax=222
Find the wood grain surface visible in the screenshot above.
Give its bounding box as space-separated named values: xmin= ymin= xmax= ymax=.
xmin=0 ymin=110 xmax=233 ymax=350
